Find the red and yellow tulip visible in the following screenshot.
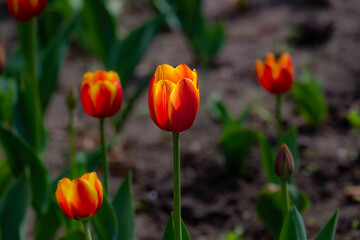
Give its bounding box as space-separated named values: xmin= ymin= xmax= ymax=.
xmin=7 ymin=0 xmax=47 ymax=22
xmin=148 ymin=64 xmax=200 ymax=133
xmin=255 ymin=53 xmax=294 ymax=94
xmin=56 ymin=172 xmax=103 ymax=220
xmin=81 ymin=70 xmax=123 ymax=118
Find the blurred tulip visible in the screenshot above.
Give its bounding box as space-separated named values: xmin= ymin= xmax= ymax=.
xmin=148 ymin=64 xmax=200 ymax=133
xmin=274 ymin=144 xmax=294 ymax=180
xmin=0 ymin=46 xmax=5 ymax=74
xmin=7 ymin=0 xmax=47 ymax=22
xmin=81 ymin=70 xmax=123 ymax=118
xmin=255 ymin=53 xmax=294 ymax=94
xmin=56 ymin=172 xmax=103 ymax=220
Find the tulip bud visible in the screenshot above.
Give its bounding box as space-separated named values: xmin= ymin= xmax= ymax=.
xmin=55 ymin=172 xmax=103 ymax=220
xmin=80 ymin=70 xmax=123 ymax=118
xmin=148 ymin=64 xmax=200 ymax=133
xmin=274 ymin=144 xmax=294 ymax=180
xmin=255 ymin=53 xmax=294 ymax=94
xmin=0 ymin=45 xmax=6 ymax=74
xmin=7 ymin=0 xmax=48 ymax=22
xmin=66 ymin=88 xmax=77 ymax=111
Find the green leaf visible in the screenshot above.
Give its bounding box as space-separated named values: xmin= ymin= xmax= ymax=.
xmin=347 ymin=109 xmax=360 ymax=128
xmin=61 ymin=230 xmax=86 ymax=240
xmin=288 ymin=185 xmax=311 ymax=213
xmin=91 ymin=196 xmax=118 ymax=240
xmin=0 ymin=173 xmax=30 ymax=240
xmin=112 ymin=172 xmax=135 ymax=240
xmin=314 ymin=210 xmax=339 ymax=240
xmin=39 ymin=14 xmax=80 ymax=111
xmin=257 ymin=133 xmax=280 ymax=184
xmin=219 ymin=125 xmax=257 ymax=174
xmin=0 ymin=77 xmax=16 ymax=124
xmin=162 ymin=213 xmax=191 ymax=240
xmin=34 ymin=200 xmax=62 ymax=240
xmin=0 ymin=160 xmax=12 ymax=198
xmin=279 ymin=206 xmax=307 ymax=240
xmin=0 ymin=124 xmax=50 ymax=215
xmin=108 ymin=17 xmax=162 ymax=88
xmin=237 ymin=105 xmax=251 ymax=126
xmin=207 ymin=94 xmax=233 ymax=127
xmin=292 ymin=70 xmax=327 ymax=125
xmin=80 ymin=0 xmax=116 ymax=64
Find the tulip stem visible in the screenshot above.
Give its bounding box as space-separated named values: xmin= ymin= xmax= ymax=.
xmin=100 ymin=118 xmax=109 ymax=196
xmin=281 ymin=179 xmax=290 ymax=217
xmin=172 ymin=132 xmax=182 ymax=240
xmin=69 ymin=108 xmax=77 ymax=179
xmin=275 ymin=94 xmax=283 ymax=145
xmin=82 ymin=221 xmax=92 ymax=240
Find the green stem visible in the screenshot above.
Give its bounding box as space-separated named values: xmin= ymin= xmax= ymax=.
xmin=172 ymin=133 xmax=182 ymax=240
xmin=82 ymin=221 xmax=92 ymax=240
xmin=69 ymin=109 xmax=77 ymax=179
xmin=23 ymin=19 xmax=41 ymax=152
xmin=275 ymin=94 xmax=283 ymax=145
xmin=100 ymin=118 xmax=109 ymax=196
xmin=281 ymin=179 xmax=290 ymax=217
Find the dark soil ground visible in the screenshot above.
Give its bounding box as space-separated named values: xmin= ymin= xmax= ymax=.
xmin=1 ymin=0 xmax=360 ymax=239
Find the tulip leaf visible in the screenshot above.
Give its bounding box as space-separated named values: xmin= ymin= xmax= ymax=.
xmin=257 ymin=133 xmax=280 ymax=184
xmin=39 ymin=14 xmax=80 ymax=111
xmin=292 ymin=69 xmax=327 ymax=126
xmin=80 ymin=0 xmax=116 ymax=65
xmin=219 ymin=124 xmax=257 ymax=175
xmin=256 ymin=184 xmax=310 ymax=238
xmin=112 ymin=172 xmax=135 ymax=240
xmin=279 ymin=206 xmax=307 ymax=240
xmin=108 ymin=17 xmax=162 ymax=88
xmin=34 ymin=200 xmax=62 ymax=240
xmin=207 ymin=94 xmax=233 ymax=127
xmin=61 ymin=230 xmax=86 ymax=240
xmin=314 ymin=210 xmax=339 ymax=240
xmin=0 ymin=123 xmax=50 ymax=215
xmin=162 ymin=213 xmax=191 ymax=240
xmin=0 ymin=173 xmax=30 ymax=240
xmin=91 ymin=196 xmax=118 ymax=240
xmin=0 ymin=77 xmax=16 ymax=124
xmin=0 ymin=160 xmax=12 ymax=198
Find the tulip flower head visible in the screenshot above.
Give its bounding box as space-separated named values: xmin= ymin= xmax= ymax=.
xmin=81 ymin=70 xmax=123 ymax=118
xmin=7 ymin=0 xmax=47 ymax=22
xmin=255 ymin=53 xmax=294 ymax=94
xmin=0 ymin=46 xmax=5 ymax=74
xmin=148 ymin=64 xmax=200 ymax=133
xmin=56 ymin=172 xmax=103 ymax=220
xmin=274 ymin=144 xmax=294 ymax=180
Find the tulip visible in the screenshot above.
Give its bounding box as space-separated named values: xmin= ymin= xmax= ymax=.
xmin=81 ymin=70 xmax=123 ymax=118
xmin=7 ymin=0 xmax=47 ymax=22
xmin=255 ymin=53 xmax=293 ymax=95
xmin=274 ymin=144 xmax=294 ymax=180
xmin=56 ymin=172 xmax=103 ymax=221
xmin=0 ymin=45 xmax=5 ymax=74
xmin=148 ymin=64 xmax=200 ymax=133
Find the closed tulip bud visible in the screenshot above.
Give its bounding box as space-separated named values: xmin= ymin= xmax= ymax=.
xmin=56 ymin=172 xmax=103 ymax=220
xmin=80 ymin=70 xmax=123 ymax=118
xmin=7 ymin=0 xmax=47 ymax=22
xmin=255 ymin=53 xmax=294 ymax=94
xmin=148 ymin=64 xmax=200 ymax=133
xmin=66 ymin=88 xmax=76 ymax=111
xmin=274 ymin=144 xmax=294 ymax=180
xmin=0 ymin=46 xmax=5 ymax=74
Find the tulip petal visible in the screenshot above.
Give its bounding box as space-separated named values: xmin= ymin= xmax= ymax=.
xmin=276 ymin=67 xmax=293 ymax=93
xmin=265 ymin=53 xmax=276 ymax=65
xmin=55 ymin=178 xmax=74 ymax=219
xmin=255 ymin=60 xmax=264 ymax=79
xmin=80 ymin=83 xmax=97 ymax=117
xmin=193 ymin=69 xmax=199 ymax=89
xmin=153 ymin=80 xmax=176 ymax=130
xmin=168 ymin=78 xmax=200 ymax=133
xmin=278 ymin=53 xmax=293 ymax=77
xmin=155 ymin=64 xmax=181 ymax=84
xmin=175 ymin=64 xmax=194 ymax=80
xmin=81 ymin=172 xmax=103 ymax=212
xmin=70 ymin=179 xmax=98 ymax=220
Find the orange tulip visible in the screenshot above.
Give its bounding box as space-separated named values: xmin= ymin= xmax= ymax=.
xmin=81 ymin=70 xmax=123 ymax=118
xmin=56 ymin=172 xmax=103 ymax=220
xmin=0 ymin=46 xmax=5 ymax=74
xmin=7 ymin=0 xmax=47 ymax=22
xmin=255 ymin=53 xmax=294 ymax=94
xmin=148 ymin=64 xmax=200 ymax=133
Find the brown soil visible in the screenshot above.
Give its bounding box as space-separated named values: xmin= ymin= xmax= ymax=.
xmin=1 ymin=0 xmax=360 ymax=239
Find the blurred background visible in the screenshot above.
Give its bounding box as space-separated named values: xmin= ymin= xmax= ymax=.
xmin=0 ymin=0 xmax=359 ymax=239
